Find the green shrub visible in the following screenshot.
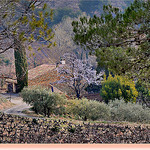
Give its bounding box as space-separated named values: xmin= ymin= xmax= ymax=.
xmin=109 ymin=99 xmax=150 ymax=123
xmin=21 ymin=86 xmax=67 ymax=117
xmin=67 ymin=98 xmax=110 ymax=121
xmin=100 ymin=74 xmax=138 ymax=104
xmin=21 ymin=86 xmax=150 ymax=123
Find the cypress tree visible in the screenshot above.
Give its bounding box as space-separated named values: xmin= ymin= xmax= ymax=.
xmin=14 ymin=38 xmax=28 ymax=93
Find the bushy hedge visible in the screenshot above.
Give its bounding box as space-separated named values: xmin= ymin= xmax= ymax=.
xmin=21 ymin=87 xmax=150 ymax=123
xmin=109 ymin=99 xmax=150 ymax=123
xmin=100 ymin=74 xmax=138 ymax=103
xmin=21 ymin=86 xmax=67 ymax=117
xmin=67 ymin=98 xmax=111 ymax=121
xmin=67 ymin=98 xmax=150 ymax=123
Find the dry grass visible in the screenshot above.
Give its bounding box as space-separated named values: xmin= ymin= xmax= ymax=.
xmin=21 ymin=110 xmax=150 ymax=128
xmin=0 ymin=97 xmax=15 ymax=111
xmin=22 ymin=109 xmax=43 ymax=117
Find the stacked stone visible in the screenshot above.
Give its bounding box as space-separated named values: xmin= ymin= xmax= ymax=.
xmin=0 ymin=113 xmax=149 ymax=143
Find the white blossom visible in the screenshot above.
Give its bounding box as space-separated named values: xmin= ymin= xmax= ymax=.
xmin=55 ymin=53 xmax=104 ymax=98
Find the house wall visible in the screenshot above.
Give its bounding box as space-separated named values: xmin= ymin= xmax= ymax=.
xmin=0 ymin=78 xmax=7 ymax=90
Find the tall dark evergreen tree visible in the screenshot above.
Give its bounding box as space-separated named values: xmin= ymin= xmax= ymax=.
xmin=14 ymin=38 xmax=28 ymax=93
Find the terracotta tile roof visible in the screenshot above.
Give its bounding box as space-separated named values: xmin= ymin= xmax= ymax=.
xmin=28 ymin=64 xmax=66 ymax=94
xmin=28 ymin=64 xmax=56 ymax=80
xmin=28 ymin=69 xmax=60 ymax=84
xmin=28 ymin=79 xmax=63 ymax=93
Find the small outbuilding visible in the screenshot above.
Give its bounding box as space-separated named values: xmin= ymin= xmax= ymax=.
xmin=5 ymin=78 xmax=18 ymax=93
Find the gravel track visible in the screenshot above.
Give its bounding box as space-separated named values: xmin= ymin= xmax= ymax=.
xmin=0 ymin=93 xmax=32 ymax=117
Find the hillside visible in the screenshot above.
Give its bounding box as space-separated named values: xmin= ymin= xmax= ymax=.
xmin=0 ymin=0 xmax=135 ymax=72
xmin=27 ymin=0 xmax=135 ymax=68
xmin=46 ymin=0 xmax=80 ymax=11
xmin=46 ymin=0 xmax=134 ymax=13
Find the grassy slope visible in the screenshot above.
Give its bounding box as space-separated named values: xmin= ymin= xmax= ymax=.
xmin=23 ymin=108 xmax=150 ymax=128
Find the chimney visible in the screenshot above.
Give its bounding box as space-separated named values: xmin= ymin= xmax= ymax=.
xmin=60 ymin=57 xmax=65 ymax=65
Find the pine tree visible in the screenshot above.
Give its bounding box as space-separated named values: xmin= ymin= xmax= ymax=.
xmin=72 ymin=0 xmax=150 ymax=87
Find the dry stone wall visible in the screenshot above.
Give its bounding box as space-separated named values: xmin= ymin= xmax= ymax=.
xmin=0 ymin=113 xmax=149 ymax=143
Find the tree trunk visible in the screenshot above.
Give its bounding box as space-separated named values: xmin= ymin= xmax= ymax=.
xmin=74 ymin=80 xmax=81 ymax=99
xmin=44 ymin=106 xmax=47 ymax=116
xmin=47 ymin=108 xmax=50 ymax=117
xmin=14 ymin=38 xmax=28 ymax=93
xmin=75 ymin=89 xmax=80 ymax=99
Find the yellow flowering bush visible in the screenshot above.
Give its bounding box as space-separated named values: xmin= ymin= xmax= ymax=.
xmin=100 ymin=74 xmax=138 ymax=103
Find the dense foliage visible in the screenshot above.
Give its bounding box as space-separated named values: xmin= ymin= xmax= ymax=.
xmin=51 ymin=7 xmax=81 ymax=26
xmin=85 ymin=84 xmax=102 ymax=94
xmin=14 ymin=39 xmax=28 ymax=93
xmin=67 ymin=98 xmax=150 ymax=123
xmin=100 ymin=74 xmax=138 ymax=103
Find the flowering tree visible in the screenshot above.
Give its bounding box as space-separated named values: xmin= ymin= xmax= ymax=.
xmin=56 ymin=53 xmax=104 ymax=99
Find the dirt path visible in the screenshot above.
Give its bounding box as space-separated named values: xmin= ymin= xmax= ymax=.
xmin=0 ymin=93 xmax=33 ymax=117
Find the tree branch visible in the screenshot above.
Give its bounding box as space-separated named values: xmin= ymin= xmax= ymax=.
xmin=0 ymin=44 xmax=14 ymax=54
